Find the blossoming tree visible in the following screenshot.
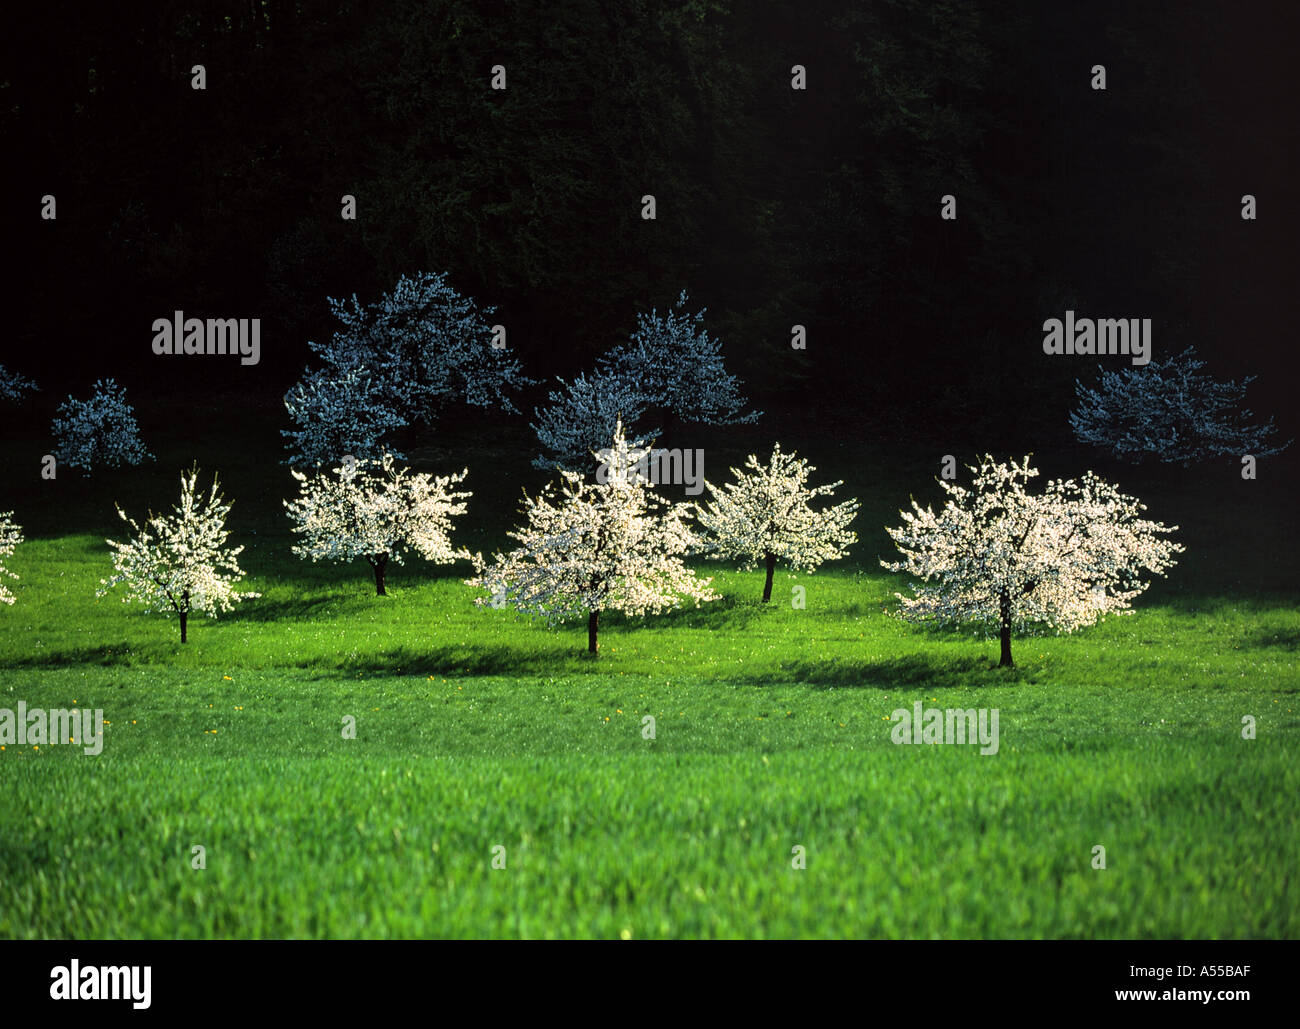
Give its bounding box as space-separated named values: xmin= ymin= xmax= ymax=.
xmin=696 ymin=444 xmax=859 ymax=602
xmin=468 ymin=420 xmax=717 ymax=654
xmin=1071 ymin=347 xmax=1292 ymax=464
xmin=597 ymin=290 xmax=760 ymax=428
xmin=531 ymin=368 xmax=656 ymax=471
xmin=531 ymin=291 xmax=761 ymax=470
xmin=98 ymin=469 xmax=258 ymax=642
xmin=284 ymin=271 xmax=531 ymax=465
xmin=283 ymin=367 xmax=409 ymax=468
xmin=0 ymin=513 xmax=23 ymax=606
xmin=0 ymin=364 xmax=37 ymax=404
xmin=52 ymin=378 xmax=153 ymax=474
xmin=881 ymin=455 xmax=1184 ymax=667
xmin=285 ymin=454 xmax=471 ymax=595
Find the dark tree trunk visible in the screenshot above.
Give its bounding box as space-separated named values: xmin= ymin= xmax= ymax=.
xmin=660 ymin=408 xmax=682 ymax=451
xmin=762 ymin=551 xmax=776 ymax=602
xmin=370 ymin=555 xmax=388 ymax=595
xmin=588 ymin=610 xmax=599 ymax=654
xmin=179 ymin=610 xmax=188 ymax=644
xmin=998 ymin=588 xmax=1013 ymax=667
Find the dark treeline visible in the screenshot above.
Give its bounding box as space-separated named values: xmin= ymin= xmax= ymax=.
xmin=2 ymin=0 xmax=1296 ymax=446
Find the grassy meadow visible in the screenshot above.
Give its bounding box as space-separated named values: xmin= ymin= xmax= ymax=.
xmin=0 ymin=393 xmax=1296 ymax=938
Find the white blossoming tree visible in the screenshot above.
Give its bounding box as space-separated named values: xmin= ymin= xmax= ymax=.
xmin=696 ymin=444 xmax=860 ymax=602
xmin=597 ymin=290 xmax=760 ymax=428
xmin=1071 ymin=347 xmax=1292 ymax=464
xmin=283 ymin=367 xmax=409 ymax=468
xmin=284 ymin=271 xmax=531 ymax=465
xmin=531 ymin=368 xmax=657 ymax=471
xmin=881 ymin=455 xmax=1184 ymax=667
xmin=468 ymin=420 xmax=718 ymax=654
xmin=285 ymin=454 xmax=471 ymax=595
xmin=0 ymin=513 xmax=23 ymax=606
xmin=0 ymin=364 xmax=37 ymax=403
xmin=98 ymin=469 xmax=258 ymax=643
xmin=52 ymin=378 xmax=153 ymax=474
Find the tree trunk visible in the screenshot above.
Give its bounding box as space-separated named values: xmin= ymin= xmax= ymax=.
xmin=370 ymin=555 xmax=388 ymax=596
xmin=588 ymin=609 xmax=599 ymax=654
xmin=179 ymin=610 xmax=188 ymax=644
xmin=762 ymin=551 xmax=776 ymax=603
xmin=998 ymin=588 xmax=1013 ymax=667
xmin=660 ymin=408 xmax=682 ymax=451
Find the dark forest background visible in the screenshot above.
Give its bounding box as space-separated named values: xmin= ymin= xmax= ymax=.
xmin=2 ymin=0 xmax=1297 ymax=450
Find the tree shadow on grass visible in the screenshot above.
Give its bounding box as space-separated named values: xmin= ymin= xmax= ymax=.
xmin=643 ymin=593 xmax=768 ymax=631
xmin=294 ymin=645 xmax=1031 ymax=690
xmin=1 ymin=641 xmax=140 ymax=668
xmin=0 ymin=837 xmax=53 ymax=878
xmin=1246 ymin=625 xmax=1300 ymax=651
xmin=229 ymin=592 xmax=368 ymax=623
xmin=1139 ymin=587 xmax=1300 ymax=617
xmin=732 ymin=653 xmax=1025 ymax=691
xmin=294 ymin=644 xmax=575 ymax=679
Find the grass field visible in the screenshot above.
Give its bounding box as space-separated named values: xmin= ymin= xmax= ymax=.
xmin=1 ymin=394 xmax=1296 ymax=938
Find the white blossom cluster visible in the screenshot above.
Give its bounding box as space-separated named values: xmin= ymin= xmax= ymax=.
xmin=284 ymin=271 xmax=531 ymax=466
xmin=530 ymin=368 xmax=657 ymax=470
xmin=599 ymin=291 xmax=761 ymax=426
xmin=51 ymin=378 xmax=153 ymax=474
xmin=285 ymin=454 xmax=471 ymax=593
xmin=98 ymin=469 xmax=258 ymax=640
xmin=1071 ymin=347 xmax=1292 ymax=464
xmin=468 ymin=420 xmax=717 ymax=648
xmin=0 ymin=364 xmax=37 ymax=403
xmin=532 ymin=291 xmax=759 ymax=470
xmin=0 ymin=512 xmax=23 ymax=606
xmin=696 ymin=444 xmax=859 ymax=596
xmin=881 ymin=456 xmax=1183 ymax=660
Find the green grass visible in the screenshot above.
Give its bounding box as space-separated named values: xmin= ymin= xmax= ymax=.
xmin=0 ymin=394 xmax=1296 ymax=938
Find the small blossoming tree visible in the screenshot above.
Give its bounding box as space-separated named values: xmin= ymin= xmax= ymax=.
xmin=532 ymin=292 xmax=759 ymax=470
xmin=284 ymin=271 xmax=531 ymax=465
xmin=531 ymin=368 xmax=656 ymax=471
xmin=696 ymin=444 xmax=859 ymax=602
xmin=1071 ymin=347 xmax=1292 ymax=464
xmin=468 ymin=420 xmax=717 ymax=654
xmin=283 ymin=367 xmax=409 ymax=468
xmin=0 ymin=364 xmax=37 ymax=404
xmin=98 ymin=469 xmax=258 ymax=642
xmin=881 ymin=455 xmax=1184 ymax=667
xmin=597 ymin=290 xmax=760 ymax=427
xmin=0 ymin=512 xmax=23 ymax=606
xmin=285 ymin=454 xmax=471 ymax=595
xmin=52 ymin=378 xmax=153 ymax=474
